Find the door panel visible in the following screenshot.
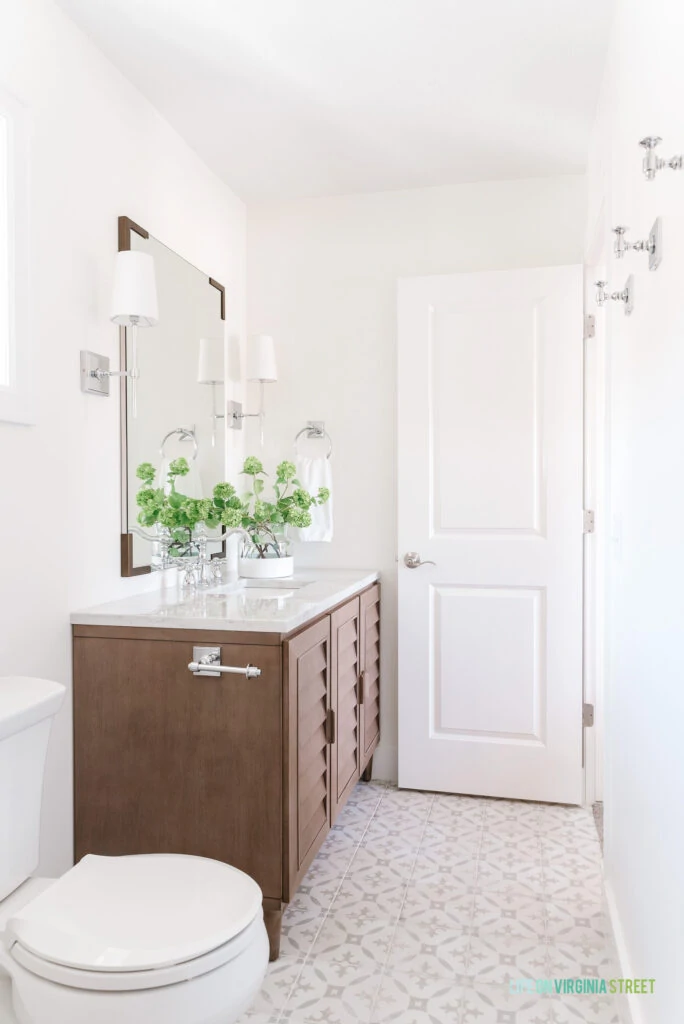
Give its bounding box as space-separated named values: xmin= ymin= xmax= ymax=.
xmin=330 ymin=598 xmax=361 ymax=817
xmin=432 ymin=586 xmax=544 ymax=739
xmin=397 ymin=267 xmax=583 ymax=804
xmin=285 ymin=618 xmax=331 ymax=882
xmin=433 ymin=305 xmax=543 ymax=534
xmin=73 ymin=637 xmax=283 ymax=897
xmin=360 ymin=585 xmax=381 ymax=765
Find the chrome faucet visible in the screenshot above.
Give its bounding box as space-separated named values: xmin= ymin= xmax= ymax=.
xmin=219 ymin=527 xmax=251 ymax=545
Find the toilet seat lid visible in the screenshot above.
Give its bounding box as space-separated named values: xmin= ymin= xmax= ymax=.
xmin=7 ymin=854 xmax=262 ymax=972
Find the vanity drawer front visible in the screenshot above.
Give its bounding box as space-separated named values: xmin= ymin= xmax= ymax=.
xmin=73 ymin=637 xmax=283 ymax=899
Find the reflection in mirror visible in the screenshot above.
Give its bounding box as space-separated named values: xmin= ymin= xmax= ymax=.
xmin=121 ymin=222 xmax=226 ymax=574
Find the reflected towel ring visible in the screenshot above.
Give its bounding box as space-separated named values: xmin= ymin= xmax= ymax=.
xmin=160 ymin=427 xmax=199 ymax=461
xmin=294 ymin=421 xmax=332 ymax=460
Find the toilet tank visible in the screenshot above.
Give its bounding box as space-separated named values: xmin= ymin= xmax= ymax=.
xmin=0 ymin=677 xmax=65 ymax=901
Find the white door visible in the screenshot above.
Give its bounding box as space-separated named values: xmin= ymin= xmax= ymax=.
xmin=397 ymin=266 xmax=584 ymax=805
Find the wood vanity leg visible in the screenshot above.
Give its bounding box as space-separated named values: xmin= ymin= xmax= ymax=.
xmin=264 ymin=903 xmax=285 ymax=961
xmin=361 ymin=757 xmax=374 ymax=782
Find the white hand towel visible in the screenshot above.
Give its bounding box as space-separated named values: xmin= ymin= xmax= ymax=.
xmin=292 ymin=456 xmax=333 ymax=542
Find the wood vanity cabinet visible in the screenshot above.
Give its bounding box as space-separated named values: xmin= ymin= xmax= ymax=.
xmin=72 ymin=583 xmax=380 ymax=960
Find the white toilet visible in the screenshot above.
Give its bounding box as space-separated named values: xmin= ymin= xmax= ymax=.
xmin=0 ymin=677 xmax=269 ymax=1024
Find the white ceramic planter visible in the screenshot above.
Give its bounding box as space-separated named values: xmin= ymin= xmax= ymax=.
xmin=238 ymin=556 xmax=294 ymax=580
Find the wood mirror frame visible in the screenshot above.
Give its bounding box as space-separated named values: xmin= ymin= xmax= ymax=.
xmin=118 ymin=215 xmax=226 ymax=577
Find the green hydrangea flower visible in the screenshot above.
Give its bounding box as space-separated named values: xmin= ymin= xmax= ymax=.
xmin=136 ymin=462 xmax=156 ymax=486
xmin=168 ymin=457 xmax=190 ymax=478
xmin=197 ymin=499 xmax=215 ymax=522
xmin=136 ymin=487 xmax=160 ymax=509
xmin=317 ymin=486 xmax=330 ymax=504
xmin=293 ymin=488 xmax=313 ymax=510
xmin=253 ymin=499 xmax=270 ymax=522
xmin=213 ymin=481 xmax=236 ymax=503
xmin=286 ymin=508 xmax=312 ymax=529
xmin=242 ymin=456 xmax=265 ymax=476
xmin=276 ymin=460 xmax=297 ymax=482
xmin=181 ymin=499 xmax=202 ymax=525
xmin=159 ymin=506 xmax=180 ymax=528
xmin=221 ymin=507 xmax=243 ymax=528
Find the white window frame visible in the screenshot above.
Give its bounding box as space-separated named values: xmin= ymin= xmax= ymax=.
xmin=0 ymin=87 xmax=32 ymax=425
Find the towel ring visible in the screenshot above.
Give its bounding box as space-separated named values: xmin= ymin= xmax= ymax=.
xmin=160 ymin=427 xmax=199 ymax=461
xmin=294 ymin=421 xmax=332 ymax=460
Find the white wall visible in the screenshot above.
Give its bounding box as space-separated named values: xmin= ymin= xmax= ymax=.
xmin=586 ymin=3 xmax=684 ymax=1020
xmin=248 ymin=175 xmax=586 ymax=780
xmin=0 ymin=0 xmax=246 ymax=876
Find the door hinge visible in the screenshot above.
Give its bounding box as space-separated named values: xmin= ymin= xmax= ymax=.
xmin=584 ymin=313 xmax=596 ymax=339
xmin=583 ymin=509 xmax=595 ymax=534
xmin=583 ymin=703 xmax=595 ymax=728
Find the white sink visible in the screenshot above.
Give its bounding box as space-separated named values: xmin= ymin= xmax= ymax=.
xmin=240 ymin=578 xmax=313 ymax=591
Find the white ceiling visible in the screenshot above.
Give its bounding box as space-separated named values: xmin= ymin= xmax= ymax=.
xmin=55 ymin=0 xmax=613 ymax=202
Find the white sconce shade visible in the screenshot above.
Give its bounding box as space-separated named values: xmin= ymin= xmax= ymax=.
xmin=246 ymin=334 xmax=277 ymax=383
xmin=110 ymin=251 xmax=159 ymax=327
xmin=197 ymin=337 xmax=225 ymax=384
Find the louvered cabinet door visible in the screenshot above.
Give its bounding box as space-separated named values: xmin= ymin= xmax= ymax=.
xmin=330 ymin=597 xmax=361 ymax=818
xmin=285 ymin=617 xmax=332 ymax=894
xmin=360 ymin=585 xmax=381 ymax=768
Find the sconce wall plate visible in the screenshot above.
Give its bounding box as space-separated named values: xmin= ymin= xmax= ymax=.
xmin=226 ymin=399 xmax=244 ymax=430
xmin=648 ymin=217 xmax=663 ymax=271
xmin=612 ymin=218 xmax=662 ymax=271
xmin=80 ymin=350 xmax=111 ymax=396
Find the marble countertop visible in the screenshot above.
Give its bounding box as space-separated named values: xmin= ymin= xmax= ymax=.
xmin=71 ymin=568 xmax=379 ymax=634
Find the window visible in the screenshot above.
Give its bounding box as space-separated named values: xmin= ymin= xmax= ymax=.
xmin=0 ymin=89 xmax=31 ymax=425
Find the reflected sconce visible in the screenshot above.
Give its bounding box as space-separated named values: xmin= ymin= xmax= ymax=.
xmin=227 ymin=334 xmax=278 ymax=446
xmin=197 ymin=337 xmax=225 ymax=447
xmin=80 ymin=250 xmax=159 ymax=416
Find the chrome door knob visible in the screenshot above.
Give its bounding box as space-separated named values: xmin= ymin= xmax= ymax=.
xmin=404 ymin=552 xmax=436 ymax=569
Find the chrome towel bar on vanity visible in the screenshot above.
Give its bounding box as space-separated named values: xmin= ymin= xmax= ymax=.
xmin=189 ymin=646 xmax=262 ymax=678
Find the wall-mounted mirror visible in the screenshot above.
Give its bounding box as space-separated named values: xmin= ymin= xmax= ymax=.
xmin=119 ymin=216 xmax=226 ymax=576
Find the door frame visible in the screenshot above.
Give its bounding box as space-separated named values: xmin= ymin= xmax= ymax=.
xmin=583 ymin=204 xmax=609 ymax=807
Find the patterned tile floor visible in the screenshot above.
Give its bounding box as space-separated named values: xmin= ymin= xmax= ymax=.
xmin=240 ymin=782 xmax=622 ymax=1024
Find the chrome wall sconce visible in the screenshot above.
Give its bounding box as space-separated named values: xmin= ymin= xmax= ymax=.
xmin=595 ymin=276 xmax=634 ymax=316
xmin=80 ymin=250 xmax=159 ymax=417
xmin=227 ymin=335 xmax=278 ymax=447
xmin=612 ymin=219 xmax=662 ymax=271
xmin=640 ymin=136 xmax=684 ymax=180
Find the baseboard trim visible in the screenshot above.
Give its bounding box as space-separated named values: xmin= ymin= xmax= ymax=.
xmin=370 ymin=743 xmax=397 ymax=783
xmin=604 ymin=878 xmax=638 ymax=1024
